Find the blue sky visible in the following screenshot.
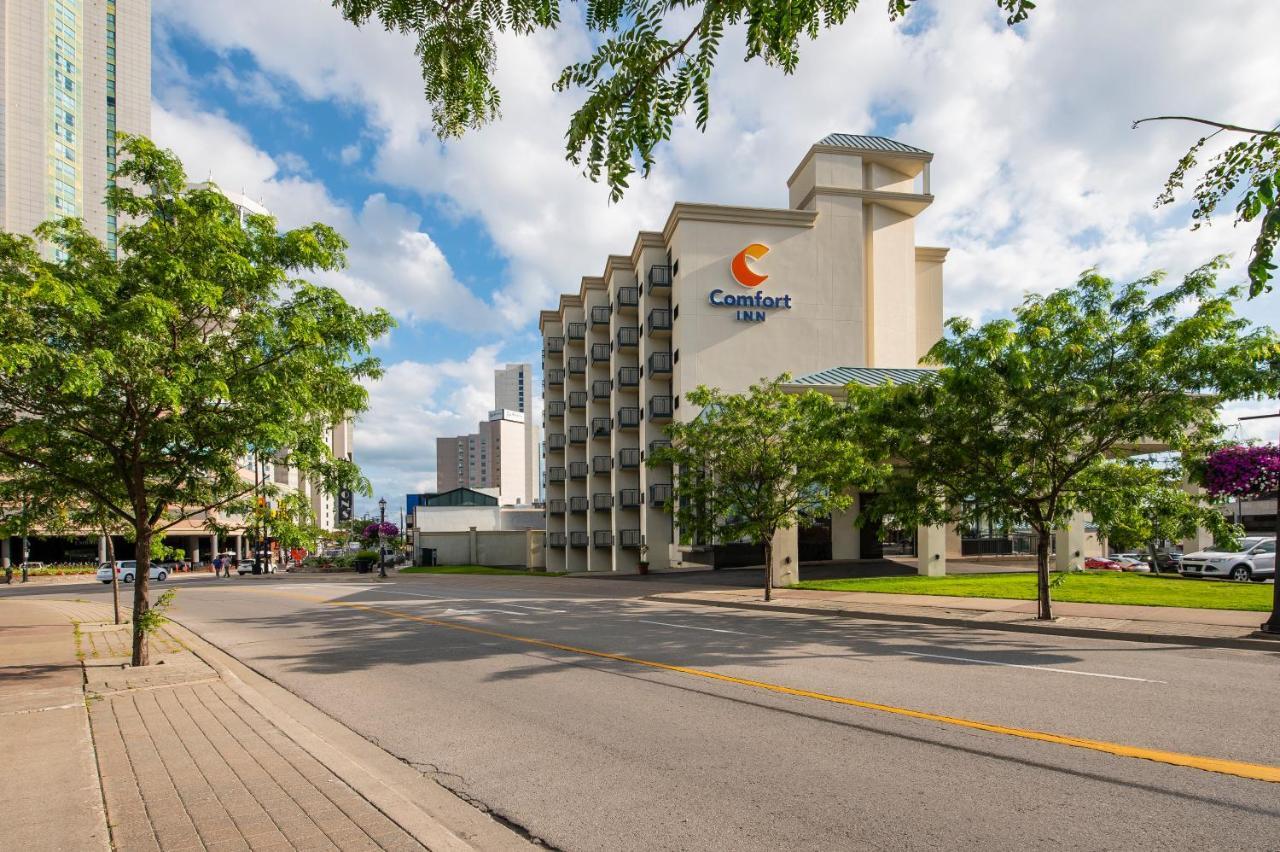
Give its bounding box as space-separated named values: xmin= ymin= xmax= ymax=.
xmin=150 ymin=0 xmax=1280 ymax=509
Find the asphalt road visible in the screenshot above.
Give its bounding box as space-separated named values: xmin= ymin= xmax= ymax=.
xmin=9 ymin=572 xmax=1280 ymax=850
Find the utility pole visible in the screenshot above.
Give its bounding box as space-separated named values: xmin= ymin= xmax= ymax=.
xmin=1239 ymin=411 xmax=1279 ymax=634
xmin=378 ymin=497 xmax=388 ymax=579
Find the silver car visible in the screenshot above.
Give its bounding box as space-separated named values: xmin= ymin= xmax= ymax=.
xmin=1179 ymin=537 xmax=1276 ymax=582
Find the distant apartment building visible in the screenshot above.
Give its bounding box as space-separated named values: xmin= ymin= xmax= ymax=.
xmin=436 ymin=409 xmax=530 ymax=505
xmin=494 ymin=362 xmax=540 ymax=502
xmin=1 ymin=0 xmax=151 ymax=254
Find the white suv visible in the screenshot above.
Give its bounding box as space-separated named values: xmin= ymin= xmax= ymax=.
xmin=1180 ymin=537 xmax=1276 ymax=582
xmin=96 ymin=561 xmax=169 ymax=584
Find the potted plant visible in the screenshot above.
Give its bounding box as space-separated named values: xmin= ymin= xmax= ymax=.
xmin=637 ymin=542 xmax=650 ymax=575
xmin=352 ymin=549 xmax=379 ymax=573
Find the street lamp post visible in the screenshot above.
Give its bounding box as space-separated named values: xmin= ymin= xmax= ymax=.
xmin=378 ymin=497 xmax=388 ymax=579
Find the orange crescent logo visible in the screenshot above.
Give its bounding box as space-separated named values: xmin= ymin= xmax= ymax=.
xmin=731 ymin=243 xmax=770 ymax=287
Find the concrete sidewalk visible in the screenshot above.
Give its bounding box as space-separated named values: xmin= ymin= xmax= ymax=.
xmin=0 ymin=596 xmax=533 ymax=852
xmin=647 ymin=587 xmax=1280 ymax=651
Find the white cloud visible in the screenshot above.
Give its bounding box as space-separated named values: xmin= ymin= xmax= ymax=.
xmin=339 ymin=143 xmax=362 ymax=165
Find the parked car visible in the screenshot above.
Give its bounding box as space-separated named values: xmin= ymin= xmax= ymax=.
xmin=96 ymin=560 xmax=169 ymax=584
xmin=1084 ymin=556 xmax=1126 ymax=571
xmin=1180 ymin=536 xmax=1276 ymax=582
xmin=1107 ymin=555 xmax=1151 ymax=572
xmin=237 ymin=559 xmax=276 ymax=575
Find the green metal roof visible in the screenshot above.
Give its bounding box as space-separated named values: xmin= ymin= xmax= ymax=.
xmin=817 ymin=134 xmax=931 ymax=156
xmin=791 ymin=367 xmax=937 ymax=387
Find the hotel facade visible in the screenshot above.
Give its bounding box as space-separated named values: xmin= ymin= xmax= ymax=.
xmin=540 ymin=134 xmax=955 ymax=575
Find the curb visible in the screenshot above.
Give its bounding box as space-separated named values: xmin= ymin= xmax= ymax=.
xmin=164 ymin=617 xmax=536 ymax=852
xmin=646 ymin=594 xmax=1280 ymax=653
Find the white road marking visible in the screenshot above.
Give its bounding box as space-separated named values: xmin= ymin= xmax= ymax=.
xmin=362 ymin=588 xmax=566 ymax=612
xmin=901 ymin=651 xmax=1166 ymax=683
xmin=638 ymin=619 xmax=752 ymax=636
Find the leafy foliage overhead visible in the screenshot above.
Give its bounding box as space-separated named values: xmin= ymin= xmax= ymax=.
xmin=333 ymin=0 xmax=1036 ymax=199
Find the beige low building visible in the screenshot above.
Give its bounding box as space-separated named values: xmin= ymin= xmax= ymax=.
xmin=540 ymin=134 xmax=956 ymax=575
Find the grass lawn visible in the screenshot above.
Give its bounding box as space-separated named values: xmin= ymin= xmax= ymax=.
xmin=398 ymin=565 xmax=565 ymax=577
xmin=792 ymin=571 xmax=1275 ymax=612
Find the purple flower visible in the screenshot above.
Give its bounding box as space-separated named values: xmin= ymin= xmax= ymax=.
xmin=363 ymin=521 xmax=400 ymax=538
xmin=1202 ymin=444 xmax=1280 ymax=498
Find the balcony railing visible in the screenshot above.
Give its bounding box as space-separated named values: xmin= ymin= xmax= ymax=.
xmin=592 ymin=417 xmax=612 ymax=437
xmin=548 ymin=532 xmax=566 ymax=548
xmin=568 ymin=356 xmax=586 ymax=375
xmin=593 ymin=493 xmax=613 ymax=510
xmin=618 ymin=488 xmax=642 ymax=508
xmin=617 ymin=447 xmax=641 ymax=469
xmin=568 ymin=391 xmax=588 ymax=408
xmin=649 ymin=438 xmax=672 ymax=456
xmin=567 ymin=322 xmax=586 ymax=340
xmin=648 ymin=395 xmax=673 ymax=421
xmin=648 ymin=351 xmax=672 ymax=375
xmin=617 ymin=366 xmax=640 ymax=387
xmin=591 ymin=342 xmax=611 ymax=362
xmin=569 ymin=461 xmax=589 ymax=479
xmin=647 ymin=309 xmax=672 ymax=334
xmin=648 ymin=483 xmax=672 ymax=507
xmin=619 ymin=529 xmax=642 ymax=548
xmin=593 ymin=530 xmax=614 ymax=547
xmin=618 ymin=407 xmax=641 ymax=429
xmin=616 ymin=287 xmax=639 ymax=310
xmin=546 ymin=336 xmax=565 ymax=353
xmin=592 ymin=379 xmax=612 ymax=400
xmin=593 ymin=455 xmax=611 ymax=474
xmin=547 ymin=433 xmax=566 ymax=451
xmin=591 ymin=304 xmax=611 ymax=325
xmin=616 ymin=326 xmax=640 ymax=347
xmin=569 ymin=426 xmax=588 ymax=444
xmin=548 ymin=466 xmax=567 ymax=483
xmin=547 ymin=400 xmax=565 ymax=418
xmin=569 ymin=531 xmax=589 ymax=547
xmin=548 ymin=499 xmax=567 ymax=514
xmin=547 ymin=369 xmax=565 ymax=386
xmin=648 ymin=265 xmax=671 ymax=288
xmin=570 ymin=496 xmax=589 ymax=513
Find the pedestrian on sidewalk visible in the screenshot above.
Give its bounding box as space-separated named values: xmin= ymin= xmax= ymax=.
xmin=212 ymin=554 xmax=223 ymax=577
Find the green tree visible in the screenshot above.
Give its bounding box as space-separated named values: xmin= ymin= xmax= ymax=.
xmin=270 ymin=490 xmax=325 ymax=567
xmin=333 ymin=0 xmax=1033 ymax=199
xmin=842 ymin=259 xmax=1280 ymax=620
xmin=1135 ymin=116 xmax=1280 ymax=298
xmin=650 ymin=376 xmax=886 ymax=600
xmin=0 ymin=136 xmax=394 ymax=666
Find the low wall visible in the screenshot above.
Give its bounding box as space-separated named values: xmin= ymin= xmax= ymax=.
xmin=416 ymin=529 xmax=545 ymax=569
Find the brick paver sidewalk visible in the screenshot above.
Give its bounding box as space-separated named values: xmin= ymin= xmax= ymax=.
xmin=83 ymin=619 xmax=427 ymax=852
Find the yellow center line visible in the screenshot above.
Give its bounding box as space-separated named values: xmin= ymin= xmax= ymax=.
xmin=221 ymin=585 xmax=1280 ymax=784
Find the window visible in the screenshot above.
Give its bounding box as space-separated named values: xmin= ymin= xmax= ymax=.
xmin=55 ymin=36 xmax=76 ymax=58
xmin=55 ymin=178 xmax=76 ymax=198
xmin=56 ymin=123 xmax=75 ymax=143
xmin=55 ymin=141 xmax=75 ymax=162
xmin=53 ymin=196 xmax=77 ymax=214
xmin=56 ymin=161 xmax=76 ymax=182
xmin=55 ymin=89 xmax=76 ymax=110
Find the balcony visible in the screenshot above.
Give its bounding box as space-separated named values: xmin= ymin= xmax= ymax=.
xmin=569 ymin=531 xmax=589 ymax=548
xmin=591 ymin=305 xmax=611 ymax=325
xmin=569 ymin=425 xmax=588 ymax=444
xmin=546 ymin=433 xmax=566 ymax=451
xmin=546 ymin=336 xmax=565 ymax=353
xmin=548 ymin=499 xmax=567 ymax=515
xmin=648 ymin=264 xmax=671 ymax=289
xmin=619 ymin=529 xmax=642 ymax=548
xmin=567 ymin=322 xmax=586 ymax=340
xmin=592 ymin=379 xmax=612 ymax=400
xmin=616 ymin=366 xmax=640 ymax=388
xmin=568 ymin=391 xmax=587 ymax=408
xmin=616 ymin=326 xmax=640 ymax=348
xmin=648 ymin=483 xmax=672 ymax=507
xmin=617 ymin=447 xmax=641 ymax=468
xmin=547 ymin=369 xmax=565 ymax=386
xmin=570 ymin=496 xmax=589 ymax=513
xmin=569 ymin=461 xmax=589 ymax=479
xmin=649 ymin=438 xmax=672 ymax=456
xmin=592 ymin=417 xmax=612 ymax=437
xmin=593 ymin=493 xmax=613 ymax=510
xmin=618 ymin=488 xmax=642 ymax=509
xmin=593 ymin=530 xmax=614 ymax=548
xmin=591 ymin=342 xmax=611 ymax=363
xmin=648 ymin=395 xmax=673 ymax=422
xmin=547 ymin=400 xmax=565 ymax=418
xmin=648 ymin=351 xmax=672 ymax=375
xmin=616 ymin=287 xmax=639 ymax=311
xmin=568 ymin=356 xmax=586 ymax=375
xmin=647 ymin=308 xmax=672 ymax=336
xmin=548 ymin=532 xmax=566 ymax=548
xmin=618 ymin=406 xmax=641 ymax=429
xmin=548 ymin=466 xmax=566 ymax=483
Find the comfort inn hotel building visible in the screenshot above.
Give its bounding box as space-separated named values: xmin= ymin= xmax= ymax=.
xmin=540 ymin=134 xmax=953 ymax=575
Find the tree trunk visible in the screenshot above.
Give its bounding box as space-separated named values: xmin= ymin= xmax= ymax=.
xmin=106 ymin=532 xmax=120 ymax=626
xmin=1035 ymin=527 xmax=1053 ymax=621
xmin=762 ymin=536 xmax=773 ymax=603
xmin=1146 ymin=539 xmax=1161 ymax=576
xmin=131 ymin=526 xmax=152 ymax=667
